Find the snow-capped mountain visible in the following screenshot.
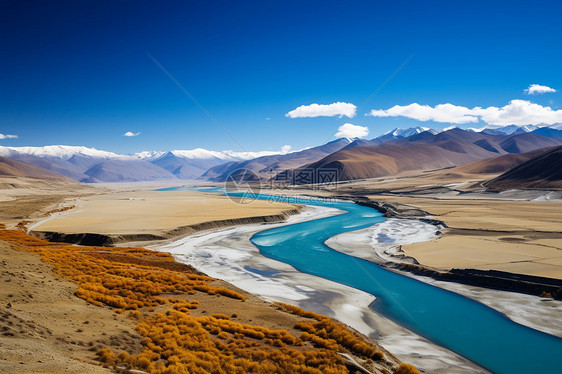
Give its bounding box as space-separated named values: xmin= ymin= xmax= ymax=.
xmin=378 ymin=126 xmax=430 ymax=139
xmin=0 ymin=145 xmax=171 ymax=181
xmin=473 ymin=124 xmax=541 ymax=135
xmin=146 ymin=149 xmax=285 ymax=179
xmin=201 ymin=138 xmax=351 ymax=182
xmin=0 ymin=145 xmax=290 ymax=182
xmin=135 ymin=148 xmax=281 ymax=161
xmin=375 ymin=124 xmax=562 ymax=140
xmin=130 ymin=148 xmax=289 ymax=179
xmin=133 ymin=150 xmax=166 ymax=161
xmin=0 ymin=145 xmax=129 ymax=160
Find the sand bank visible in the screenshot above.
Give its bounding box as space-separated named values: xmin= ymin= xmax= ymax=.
xmin=362 ymin=195 xmax=562 ymax=279
xmin=327 ymin=217 xmax=442 ymax=264
xmin=328 ymin=221 xmax=562 ymax=338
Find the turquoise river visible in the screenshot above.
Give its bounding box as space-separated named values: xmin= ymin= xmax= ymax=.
xmin=161 ymin=187 xmax=562 ymax=374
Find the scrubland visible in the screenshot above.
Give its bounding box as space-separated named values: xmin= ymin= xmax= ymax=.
xmin=0 ymin=226 xmax=405 ymax=373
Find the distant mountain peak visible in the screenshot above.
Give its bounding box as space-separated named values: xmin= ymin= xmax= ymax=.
xmin=326 ymin=137 xmax=353 ymax=144
xmin=390 ymin=126 xmax=429 ymax=136
xmin=133 ymin=150 xmax=166 ymax=160
xmin=340 ymin=137 xmax=360 ymax=142
xmin=135 ymin=148 xmax=286 ymax=162
xmin=0 ymin=145 xmax=128 ymax=160
xmin=374 ymin=124 xmax=562 ymax=139
xmin=378 ymin=126 xmax=430 ymax=139
xmin=471 ymin=124 xmax=541 ymax=135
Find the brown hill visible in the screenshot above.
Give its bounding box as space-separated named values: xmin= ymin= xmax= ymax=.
xmin=497 ymin=133 xmax=562 ymax=153
xmin=299 ymin=142 xmax=500 ymax=183
xmin=484 ymin=146 xmax=562 ymax=190
xmin=399 ymin=128 xmax=562 ymax=154
xmin=286 ymin=129 xmax=562 ymax=184
xmin=0 ymin=156 xmax=67 ymax=179
xmin=451 ymin=146 xmax=556 ymax=175
xmin=202 ymin=139 xmax=351 ymax=182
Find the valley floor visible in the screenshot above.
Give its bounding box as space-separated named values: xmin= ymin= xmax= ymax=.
xmin=2 ymin=175 xmax=561 ymax=373
xmin=28 ymin=182 xmax=298 ymax=243
xmin=0 ymin=179 xmax=403 ymax=374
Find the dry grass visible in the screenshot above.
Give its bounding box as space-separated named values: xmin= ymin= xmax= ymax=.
xmin=394 ymin=363 xmax=421 ymax=374
xmin=0 ymin=228 xmax=406 ymax=374
xmin=279 ymin=304 xmax=384 ymax=360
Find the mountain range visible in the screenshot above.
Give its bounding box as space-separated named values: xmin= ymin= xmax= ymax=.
xmin=201 ymin=138 xmax=351 ymax=182
xmin=0 ymin=146 xmax=286 ymax=182
xmin=291 ymin=128 xmax=562 ymax=184
xmin=1 ymin=125 xmax=561 ymax=185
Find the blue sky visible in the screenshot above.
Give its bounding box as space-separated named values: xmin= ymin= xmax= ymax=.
xmin=1 ymin=0 xmax=561 ymax=154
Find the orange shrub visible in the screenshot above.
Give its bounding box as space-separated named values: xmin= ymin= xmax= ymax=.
xmin=395 ymin=363 xmax=421 ymax=374
xmin=0 ymin=228 xmax=387 ymax=374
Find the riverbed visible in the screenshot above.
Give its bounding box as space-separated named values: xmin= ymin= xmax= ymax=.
xmin=157 ymin=189 xmax=562 ymax=374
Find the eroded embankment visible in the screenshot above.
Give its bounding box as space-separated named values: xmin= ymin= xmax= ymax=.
xmin=0 ymin=226 xmax=413 ymax=374
xmin=389 ymin=264 xmax=562 ymax=300
xmin=30 ymin=208 xmax=301 ymax=246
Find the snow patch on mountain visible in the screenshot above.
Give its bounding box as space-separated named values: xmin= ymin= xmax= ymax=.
xmin=0 ymin=145 xmax=129 ymax=160
xmin=0 ymin=145 xmax=289 ymax=163
xmin=134 ymin=148 xmax=284 ymax=161
xmin=134 ymin=150 xmax=166 ymax=160
xmin=381 ymin=126 xmax=429 ymax=138
xmin=471 ymin=124 xmax=541 ymax=135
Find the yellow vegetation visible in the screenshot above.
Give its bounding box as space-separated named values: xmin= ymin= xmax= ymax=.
xmin=0 ymin=229 xmax=245 ymax=311
xmin=279 ymin=304 xmax=384 ymax=360
xmin=16 ymin=220 xmax=32 ymax=231
xmin=394 ymin=363 xmax=421 ymax=374
xmin=0 ymin=228 xmax=411 ymax=373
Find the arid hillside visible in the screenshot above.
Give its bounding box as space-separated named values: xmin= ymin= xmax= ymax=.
xmin=0 ymin=156 xmax=66 ymax=179
xmin=485 ymin=146 xmax=562 ymax=190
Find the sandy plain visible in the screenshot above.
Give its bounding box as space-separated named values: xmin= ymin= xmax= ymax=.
xmin=32 ymin=187 xmax=297 ymax=237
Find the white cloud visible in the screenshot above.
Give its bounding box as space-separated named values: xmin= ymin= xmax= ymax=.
xmin=0 ymin=133 xmax=18 ymax=139
xmin=334 ymin=123 xmax=369 ymax=139
xmin=265 ymin=117 xmax=271 ymax=120
xmin=286 ymin=102 xmax=356 ymax=118
xmin=281 ymin=145 xmax=292 ymax=154
xmin=473 ymin=99 xmax=562 ymax=126
xmin=367 ymin=100 xmax=562 ymax=127
xmin=123 ymin=131 xmax=140 ymax=137
xmin=367 ymin=103 xmax=479 ymax=124
xmin=524 ymin=84 xmax=556 ymax=95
